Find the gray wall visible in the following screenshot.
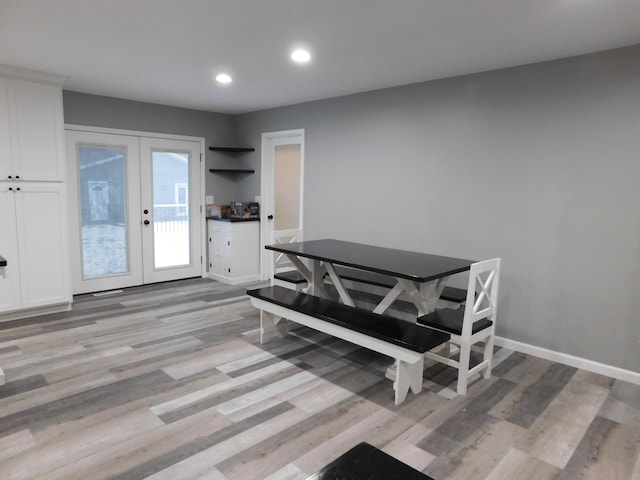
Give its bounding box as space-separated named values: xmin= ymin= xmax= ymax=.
xmin=63 ymin=91 xmax=246 ymax=204
xmin=61 ymin=45 xmax=640 ymax=373
xmin=235 ymin=45 xmax=640 ymax=372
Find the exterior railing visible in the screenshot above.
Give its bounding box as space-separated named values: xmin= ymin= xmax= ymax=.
xmin=153 ymin=204 xmax=189 ymax=232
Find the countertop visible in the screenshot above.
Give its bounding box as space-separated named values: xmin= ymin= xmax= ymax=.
xmin=206 ymin=217 xmax=260 ymax=222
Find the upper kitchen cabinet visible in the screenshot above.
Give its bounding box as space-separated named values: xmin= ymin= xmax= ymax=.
xmin=0 ymin=66 xmax=66 ymax=182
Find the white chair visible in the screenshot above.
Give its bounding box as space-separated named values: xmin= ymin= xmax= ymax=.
xmin=417 ymin=258 xmax=501 ymax=395
xmin=271 ymin=229 xmax=308 ymax=291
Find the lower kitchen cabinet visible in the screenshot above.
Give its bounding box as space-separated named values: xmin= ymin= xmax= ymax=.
xmin=207 ymin=219 xmax=259 ymax=285
xmin=0 ymin=183 xmax=71 ymax=316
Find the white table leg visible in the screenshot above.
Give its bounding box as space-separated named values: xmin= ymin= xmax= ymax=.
xmin=324 ymin=263 xmax=355 ymax=307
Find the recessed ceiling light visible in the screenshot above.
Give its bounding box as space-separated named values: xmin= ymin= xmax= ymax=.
xmin=291 ymin=49 xmax=311 ymax=63
xmin=216 ymin=73 xmax=232 ymax=84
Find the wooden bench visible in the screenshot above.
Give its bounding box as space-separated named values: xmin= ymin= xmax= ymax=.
xmin=247 ymin=285 xmax=450 ymax=405
xmin=273 ymin=264 xmax=467 ymax=310
xmin=273 ymin=269 xmax=308 ymax=287
xmin=332 ymin=265 xmax=467 ymax=305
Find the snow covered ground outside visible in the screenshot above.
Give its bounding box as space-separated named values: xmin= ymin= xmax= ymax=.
xmin=82 ymin=223 xmax=189 ymax=277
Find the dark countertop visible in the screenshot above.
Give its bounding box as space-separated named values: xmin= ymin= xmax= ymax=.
xmin=206 ymin=217 xmax=260 ymax=222
xmin=306 ymin=442 xmax=434 ymax=479
xmin=0 ymin=254 xmax=6 ymax=267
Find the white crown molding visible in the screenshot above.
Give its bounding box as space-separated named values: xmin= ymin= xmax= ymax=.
xmin=0 ymin=64 xmax=67 ymax=86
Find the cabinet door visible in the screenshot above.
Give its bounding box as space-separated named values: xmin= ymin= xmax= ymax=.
xmin=0 ymin=187 xmax=21 ymax=312
xmin=213 ymin=231 xmax=231 ymax=275
xmin=229 ymin=222 xmax=259 ymax=277
xmin=0 ymin=78 xmax=12 ymax=181
xmin=9 ymin=80 xmax=65 ymax=181
xmin=14 ymin=183 xmax=71 ymax=309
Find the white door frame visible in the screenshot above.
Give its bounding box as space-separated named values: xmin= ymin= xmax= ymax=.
xmin=65 ymin=124 xmax=206 ymax=293
xmin=260 ymin=128 xmax=305 ymax=281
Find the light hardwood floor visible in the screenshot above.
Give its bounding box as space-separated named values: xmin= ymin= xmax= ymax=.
xmin=0 ymin=278 xmax=638 ymax=480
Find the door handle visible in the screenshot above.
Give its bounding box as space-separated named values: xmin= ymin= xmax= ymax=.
xmin=143 ymin=209 xmax=149 ymax=214
xmin=144 ymin=220 xmax=150 ymax=225
xmin=267 ymin=215 xmax=274 ymax=220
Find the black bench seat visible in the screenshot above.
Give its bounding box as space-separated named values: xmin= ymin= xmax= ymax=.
xmin=332 ymin=265 xmax=467 ymax=304
xmin=273 ymin=269 xmax=308 ymax=285
xmin=248 ymin=286 xmax=449 ymax=353
xmin=247 ymin=285 xmax=450 ymax=405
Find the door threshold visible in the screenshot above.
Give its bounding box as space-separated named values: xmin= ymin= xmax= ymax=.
xmin=92 ymin=289 xmax=124 ymax=297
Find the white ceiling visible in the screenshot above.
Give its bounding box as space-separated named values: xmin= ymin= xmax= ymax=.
xmin=1 ymin=0 xmax=640 ymax=114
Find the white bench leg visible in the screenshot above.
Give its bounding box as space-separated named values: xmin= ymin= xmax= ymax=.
xmin=260 ymin=311 xmax=289 ymax=344
xmin=393 ymin=357 xmax=424 ymax=405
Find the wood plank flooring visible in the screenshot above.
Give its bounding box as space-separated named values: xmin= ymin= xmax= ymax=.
xmin=0 ymin=278 xmax=638 ymax=479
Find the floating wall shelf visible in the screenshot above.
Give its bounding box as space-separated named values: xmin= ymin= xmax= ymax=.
xmin=209 ymin=146 xmax=255 ymax=153
xmin=209 ymin=146 xmax=254 ymax=175
xmin=209 ymin=168 xmax=255 ymax=174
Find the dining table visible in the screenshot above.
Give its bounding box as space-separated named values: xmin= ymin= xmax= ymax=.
xmin=265 ymin=238 xmax=476 ymax=317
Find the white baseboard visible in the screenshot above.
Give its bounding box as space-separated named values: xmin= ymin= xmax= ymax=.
xmin=0 ymin=302 xmax=72 ymax=323
xmin=207 ymin=272 xmax=260 ymax=285
xmin=495 ymin=336 xmax=640 ymax=386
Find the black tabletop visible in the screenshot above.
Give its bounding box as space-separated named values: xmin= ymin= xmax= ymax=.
xmin=266 ymin=239 xmax=475 ymax=282
xmin=0 ymin=254 xmax=6 ymax=267
xmin=306 ymin=442 xmax=434 ymax=480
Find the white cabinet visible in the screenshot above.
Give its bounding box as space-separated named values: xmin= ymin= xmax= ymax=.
xmin=207 ymin=220 xmax=259 ymax=285
xmin=0 ymin=187 xmax=21 ymax=312
xmin=0 ymin=75 xmax=65 ymax=182
xmin=0 ymin=184 xmax=71 ymax=313
xmin=0 ymin=67 xmax=71 ymax=320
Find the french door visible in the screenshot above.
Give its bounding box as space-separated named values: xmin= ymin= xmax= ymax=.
xmin=66 ymin=129 xmax=203 ymax=294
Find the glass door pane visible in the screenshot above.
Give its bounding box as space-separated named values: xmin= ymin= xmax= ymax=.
xmin=78 ymin=145 xmax=128 ymax=278
xmin=274 ymin=144 xmax=302 ymax=231
xmin=151 ymin=150 xmax=190 ymax=268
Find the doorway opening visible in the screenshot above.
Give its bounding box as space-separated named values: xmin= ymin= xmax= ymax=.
xmin=260 ymin=129 xmax=305 ymax=280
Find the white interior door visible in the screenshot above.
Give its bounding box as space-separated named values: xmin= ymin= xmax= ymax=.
xmin=66 ymin=129 xmax=203 ymax=294
xmin=260 ymin=129 xmax=305 ymax=280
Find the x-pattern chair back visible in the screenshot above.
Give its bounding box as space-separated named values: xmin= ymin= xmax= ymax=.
xmin=272 ymin=229 xmax=303 ymax=273
xmin=461 ymin=259 xmax=500 ymax=336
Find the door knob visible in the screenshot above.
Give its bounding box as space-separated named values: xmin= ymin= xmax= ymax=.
xmin=267 ymin=215 xmax=274 ymax=220
xmin=143 ymin=209 xmax=149 ymax=214
xmin=144 ymin=220 xmax=150 ymax=225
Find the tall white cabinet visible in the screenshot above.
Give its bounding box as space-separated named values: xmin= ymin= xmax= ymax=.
xmin=0 ymin=66 xmax=71 ymax=319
